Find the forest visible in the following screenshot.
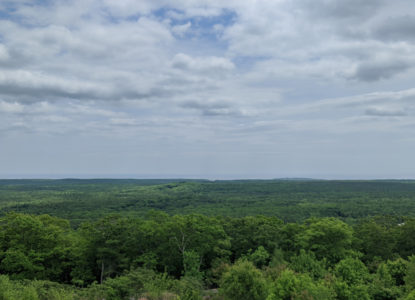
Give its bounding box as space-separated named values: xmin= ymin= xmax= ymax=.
xmin=1 ymin=179 xmax=415 ymax=225
xmin=1 ymin=180 xmax=415 ymax=299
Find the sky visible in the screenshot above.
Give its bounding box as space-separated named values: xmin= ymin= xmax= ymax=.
xmin=0 ymin=0 xmax=415 ymax=179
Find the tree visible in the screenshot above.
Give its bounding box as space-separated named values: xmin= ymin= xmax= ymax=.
xmin=220 ymin=260 xmax=267 ymax=300
xmin=244 ymin=246 xmax=270 ymax=269
xmin=297 ymin=218 xmax=353 ymax=265
xmin=183 ymin=250 xmax=203 ymax=280
xmin=405 ymin=256 xmax=415 ymax=292
xmin=369 ymin=262 xmax=403 ymax=300
xmin=334 ymin=280 xmax=370 ymax=300
xmin=354 ymin=219 xmax=397 ymax=262
xmin=333 ymin=258 xmax=371 ymax=300
xmin=397 ymin=219 xmax=415 ymax=258
xmin=268 ymin=269 xmax=334 ymax=300
xmin=387 ymin=258 xmax=408 ymax=286
xmin=334 ymin=257 xmax=369 ymax=286
xmin=222 ymin=216 xmax=283 ymax=261
xmin=289 ymin=249 xmax=326 ymax=279
xmin=78 ymin=215 xmax=133 ymax=283
xmin=0 ymin=213 xmax=74 ymax=281
xmin=169 ymin=214 xmax=231 ymax=276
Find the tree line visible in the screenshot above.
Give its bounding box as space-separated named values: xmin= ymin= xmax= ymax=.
xmin=1 ymin=212 xmax=415 ymax=299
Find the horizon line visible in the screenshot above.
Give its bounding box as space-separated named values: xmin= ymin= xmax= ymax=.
xmin=0 ymin=176 xmax=414 ymax=181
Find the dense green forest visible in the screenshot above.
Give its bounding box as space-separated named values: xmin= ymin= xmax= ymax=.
xmin=1 ymin=179 xmax=415 ymax=225
xmin=2 ymin=179 xmax=415 ymax=299
xmin=1 ymin=212 xmax=415 ymax=299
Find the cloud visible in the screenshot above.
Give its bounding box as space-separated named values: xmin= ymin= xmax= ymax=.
xmin=365 ymin=107 xmax=407 ymax=117
xmin=300 ymin=0 xmax=385 ymax=20
xmin=181 ymin=99 xmax=245 ymax=117
xmin=220 ymin=0 xmax=415 ymax=86
xmin=171 ymin=22 xmax=192 ymax=37
xmin=373 ymin=15 xmax=415 ymax=42
xmin=1 ymin=0 xmax=415 ymax=178
xmin=109 ymin=118 xmax=140 ymax=126
xmin=0 ymin=101 xmax=24 ymax=113
xmin=352 ymin=59 xmax=411 ymax=82
xmin=2 ymin=0 xmax=414 ymax=108
xmin=0 ymin=70 xmax=106 ymax=101
xmin=0 ymin=15 xmax=178 ymax=103
xmin=0 ymin=44 xmax=10 ymax=63
xmin=172 ymin=53 xmax=234 ymax=72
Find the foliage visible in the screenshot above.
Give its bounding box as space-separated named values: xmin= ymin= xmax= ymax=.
xmin=0 ymin=178 xmax=415 ymax=299
xmin=243 ymin=246 xmax=270 ymax=269
xmin=182 ymin=250 xmax=203 ymax=280
xmin=334 ymin=257 xmax=369 ymax=285
xmin=369 ymin=262 xmax=403 ymax=299
xmin=296 ymin=218 xmax=353 ymax=265
xmin=289 ymin=249 xmax=326 ymax=279
xmin=2 ymin=179 xmax=415 ymax=225
xmin=0 ymin=213 xmax=74 ymax=282
xmin=268 ymin=269 xmax=335 ymax=300
xmin=354 ymin=218 xmax=397 ymax=262
xmin=406 ymin=290 xmax=415 ymax=300
xmin=220 ymin=260 xmax=267 ymax=300
xmin=387 ymin=258 xmax=408 ymax=286
xmin=405 ymin=256 xmax=415 ymax=292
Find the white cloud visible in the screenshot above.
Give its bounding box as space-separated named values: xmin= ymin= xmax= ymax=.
xmin=1 ymin=0 xmax=415 ymax=178
xmin=171 ymin=53 xmax=234 ymax=72
xmin=171 ymin=22 xmax=192 ymax=37
xmin=0 ymin=101 xmax=24 ymax=113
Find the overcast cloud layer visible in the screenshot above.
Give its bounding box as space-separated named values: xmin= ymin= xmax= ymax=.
xmin=1 ymin=0 xmax=415 ymax=179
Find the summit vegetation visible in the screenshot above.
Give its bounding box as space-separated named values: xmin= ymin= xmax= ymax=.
xmin=0 ymin=179 xmax=415 ymax=299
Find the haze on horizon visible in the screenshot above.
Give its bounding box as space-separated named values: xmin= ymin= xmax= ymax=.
xmin=1 ymin=0 xmax=414 ymax=179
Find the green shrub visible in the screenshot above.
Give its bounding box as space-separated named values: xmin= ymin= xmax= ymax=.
xmin=220 ymin=260 xmax=267 ymax=300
